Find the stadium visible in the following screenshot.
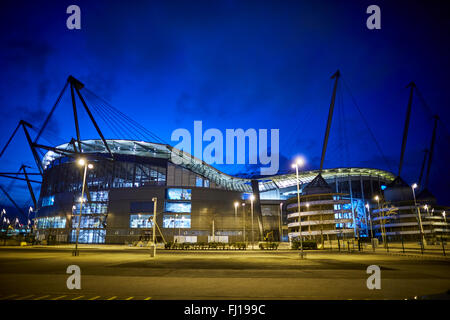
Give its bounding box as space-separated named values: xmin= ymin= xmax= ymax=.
xmin=1 ymin=75 xmax=448 ymax=247
xmin=35 ymin=138 xmax=395 ymax=244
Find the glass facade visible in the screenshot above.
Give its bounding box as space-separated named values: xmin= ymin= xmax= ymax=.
xmin=73 ymin=202 xmax=108 ymax=215
xmin=36 ymin=216 xmax=66 ymax=229
xmin=72 ymin=216 xmax=104 ymax=228
xmin=40 ymin=155 xmax=166 ymax=198
xmin=70 ymin=190 xmax=109 ymax=244
xmin=70 ymin=229 xmax=106 ymax=244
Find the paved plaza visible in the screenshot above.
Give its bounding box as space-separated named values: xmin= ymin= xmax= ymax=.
xmin=0 ymin=245 xmax=449 ymax=300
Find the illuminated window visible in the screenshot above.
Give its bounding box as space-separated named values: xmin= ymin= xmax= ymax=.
xmin=166 ymin=188 xmax=192 ymax=201
xmin=70 ymin=229 xmax=105 ymax=244
xmin=42 ymin=196 xmax=55 ymax=207
xmin=72 ymin=203 xmax=108 ymax=215
xmin=129 ymin=214 xmax=153 ymax=228
xmin=72 ymin=216 xmax=104 ymax=229
xmin=36 ymin=216 xmax=66 ymax=229
xmin=163 ymin=215 xmax=191 ymax=228
xmin=165 ymin=202 xmax=191 ymax=213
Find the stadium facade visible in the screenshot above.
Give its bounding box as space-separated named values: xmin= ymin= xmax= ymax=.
xmin=34 ymin=139 xmax=398 ymax=244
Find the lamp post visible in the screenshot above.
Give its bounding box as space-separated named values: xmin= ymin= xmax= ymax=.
xmin=292 ymin=157 xmax=305 ymax=259
xmin=242 ymin=203 xmax=246 ymax=244
xmin=212 ymin=218 xmax=215 ymax=242
xmin=234 ymin=202 xmax=239 ymax=243
xmin=150 ymin=197 xmax=157 ymax=257
xmin=365 ymin=203 xmax=374 ymax=239
xmin=279 ymin=203 xmax=283 ymax=241
xmin=374 ymin=195 xmax=388 ymax=251
xmin=73 ymin=159 xmax=93 ymax=256
xmin=175 ymin=214 xmax=181 ymax=237
xmin=250 ymin=195 xmax=255 ymax=250
xmin=1 ymin=209 xmax=5 ymax=232
xmin=411 ymin=183 xmax=426 ymax=250
xmin=28 ymin=207 xmax=33 ymax=233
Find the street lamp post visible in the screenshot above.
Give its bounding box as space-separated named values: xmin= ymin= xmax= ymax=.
xmin=279 ymin=203 xmax=283 ymax=242
xmin=374 ymin=196 xmax=388 ymax=252
xmin=250 ymin=195 xmax=255 ymax=250
xmin=411 ymin=183 xmax=426 ymax=251
xmin=234 ymin=202 xmax=238 ymax=241
xmin=292 ymin=157 xmax=305 ymax=259
xmin=150 ymin=197 xmax=157 ymax=257
xmin=73 ymin=159 xmax=93 ymax=256
xmin=212 ymin=218 xmax=215 ymax=242
xmin=365 ymin=203 xmax=374 ymax=239
xmin=242 ymin=203 xmax=246 ymax=244
xmin=1 ymin=209 xmax=5 ymax=232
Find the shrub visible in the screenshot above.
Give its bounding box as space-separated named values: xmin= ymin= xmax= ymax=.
xmin=259 ymin=242 xmax=279 ymax=250
xmin=292 ymin=240 xmax=317 ymax=250
xmin=232 ymin=242 xmax=246 ymax=250
xmin=165 ymin=242 xmax=173 ymax=249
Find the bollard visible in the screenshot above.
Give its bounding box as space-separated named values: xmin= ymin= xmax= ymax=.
xmin=149 ymin=244 xmax=156 ymax=257
xmin=442 ymin=236 xmax=446 ymax=256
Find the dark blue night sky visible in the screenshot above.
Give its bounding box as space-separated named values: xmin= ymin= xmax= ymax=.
xmin=0 ymin=0 xmax=449 ymax=217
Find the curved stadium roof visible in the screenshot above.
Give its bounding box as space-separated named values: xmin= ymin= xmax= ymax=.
xmin=42 ymin=139 xmax=396 ymax=193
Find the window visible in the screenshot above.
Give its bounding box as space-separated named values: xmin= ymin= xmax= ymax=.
xmin=72 ymin=203 xmax=108 ymax=215
xmin=72 ymin=216 xmax=104 ymax=229
xmin=166 ymin=188 xmax=191 ymax=201
xmin=70 ymin=229 xmax=105 ymax=244
xmin=42 ymin=196 xmax=55 ymax=207
xmin=196 ymin=177 xmax=203 ymax=187
xmin=165 ymin=202 xmax=191 ymax=213
xmin=36 ymin=216 xmax=66 ymax=229
xmin=129 ymin=214 xmax=153 ymax=228
xmin=163 ymin=215 xmax=191 ymax=228
xmin=130 ymin=201 xmax=154 ymax=213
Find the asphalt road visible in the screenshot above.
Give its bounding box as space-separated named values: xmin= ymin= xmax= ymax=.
xmin=0 ymin=246 xmax=449 ymax=300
